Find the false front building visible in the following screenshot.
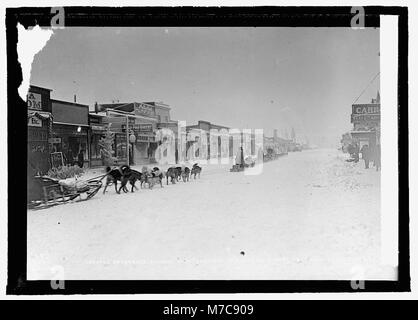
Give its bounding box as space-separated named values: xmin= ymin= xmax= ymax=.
xmin=350 ymin=91 xmax=380 ymax=149
xmin=92 ymin=101 xmax=172 ymax=165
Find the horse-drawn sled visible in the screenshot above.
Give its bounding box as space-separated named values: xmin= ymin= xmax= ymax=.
xmin=27 ymin=175 xmax=102 ymax=210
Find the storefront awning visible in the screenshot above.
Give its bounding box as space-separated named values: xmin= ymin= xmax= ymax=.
xmin=53 ymin=121 xmax=89 ymax=127
xmin=28 ymin=111 xmax=53 ymax=120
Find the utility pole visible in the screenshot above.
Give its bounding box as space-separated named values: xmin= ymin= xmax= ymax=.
xmin=126 ymin=116 xmax=129 ymax=165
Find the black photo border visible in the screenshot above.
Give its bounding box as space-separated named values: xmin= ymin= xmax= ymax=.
xmin=6 ymin=6 xmax=409 ymax=295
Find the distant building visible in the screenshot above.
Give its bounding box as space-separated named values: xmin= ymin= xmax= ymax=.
xmin=92 ymin=101 xmax=172 ymax=165
xmin=350 ymin=91 xmax=380 ymax=149
xmin=186 ymin=120 xmax=231 ymax=161
xmin=27 ymin=85 xmax=53 ymax=174
xmin=51 ymin=99 xmax=90 ymax=167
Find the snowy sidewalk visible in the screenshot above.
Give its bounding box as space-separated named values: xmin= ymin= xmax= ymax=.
xmin=27 ymin=149 xmax=393 ymax=280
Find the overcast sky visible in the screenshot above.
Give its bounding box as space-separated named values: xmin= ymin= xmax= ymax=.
xmin=30 ymin=27 xmax=380 ymax=146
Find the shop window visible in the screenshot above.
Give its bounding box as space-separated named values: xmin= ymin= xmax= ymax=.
xmin=90 ymin=135 xmax=102 ymax=160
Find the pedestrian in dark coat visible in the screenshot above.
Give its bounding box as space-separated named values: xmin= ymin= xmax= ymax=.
xmin=360 ymin=144 xmax=370 ymax=169
xmin=77 ymin=149 xmax=84 ymax=168
xmin=353 ymin=143 xmax=360 ymax=163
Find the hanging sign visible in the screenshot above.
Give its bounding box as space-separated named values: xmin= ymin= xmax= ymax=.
xmin=28 ymin=116 xmax=42 ymax=127
xmin=27 ymin=92 xmax=42 ymax=110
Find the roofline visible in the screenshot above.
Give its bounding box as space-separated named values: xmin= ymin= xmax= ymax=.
xmin=29 ymin=85 xmax=53 ymax=92
xmin=187 ymin=120 xmax=230 ymax=129
xmin=105 ymin=109 xmax=158 ymax=122
xmin=352 ymin=103 xmax=380 ymax=107
xmin=99 ymin=103 xmax=130 ymax=107
xmin=51 ymin=99 xmax=89 ymax=108
xmin=143 ymin=102 xmax=171 ymax=110
xmin=53 ymin=121 xmax=89 ymax=127
xmin=89 ymin=112 xmax=108 ymax=117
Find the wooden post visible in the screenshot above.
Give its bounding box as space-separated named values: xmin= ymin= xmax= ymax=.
xmin=126 ymin=116 xmax=129 ymax=165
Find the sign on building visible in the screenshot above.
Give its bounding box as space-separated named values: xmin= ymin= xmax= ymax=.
xmin=135 ymin=103 xmax=154 ymax=117
xmin=139 ymin=124 xmax=153 ymax=133
xmin=351 ymin=104 xmax=380 ymax=115
xmin=28 ymin=116 xmax=43 ymax=127
xmin=351 ymin=114 xmax=381 ymax=123
xmin=91 ymin=125 xmax=106 ymax=132
xmin=27 ymin=92 xmax=42 ymax=110
xmin=48 ymin=137 xmax=62 ymax=144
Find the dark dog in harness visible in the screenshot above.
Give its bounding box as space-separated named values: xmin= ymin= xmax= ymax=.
xmin=120 ymin=168 xmax=143 ymax=193
xmin=181 ymin=166 xmax=190 ymax=182
xmin=141 ymin=167 xmax=164 ymax=189
xmin=103 ymin=165 xmax=130 ymax=194
xmin=166 ymin=167 xmax=179 ymax=185
xmin=190 ymin=163 xmax=202 ymax=179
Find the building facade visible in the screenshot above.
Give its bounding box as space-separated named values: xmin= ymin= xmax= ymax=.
xmin=350 ymin=92 xmax=381 ymax=150
xmin=91 ymin=101 xmax=172 ymax=165
xmin=27 ymin=85 xmax=53 ymax=175
xmin=50 ymin=99 xmax=90 ymax=167
xmin=186 ymin=120 xmax=232 ymax=161
xmin=88 ymin=113 xmax=108 ymax=167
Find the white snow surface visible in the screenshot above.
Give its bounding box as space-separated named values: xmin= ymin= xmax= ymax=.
xmin=27 ymin=149 xmax=395 ymax=280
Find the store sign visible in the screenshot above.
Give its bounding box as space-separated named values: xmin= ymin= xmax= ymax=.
xmin=351 ymin=114 xmax=380 ymax=123
xmin=48 ymin=137 xmax=62 ymax=144
xmin=27 ymin=92 xmax=42 ymax=110
xmin=139 ymin=124 xmax=153 ymax=133
xmin=137 ymin=135 xmax=149 ymax=142
xmin=91 ymin=125 xmax=106 ymax=131
xmin=28 ymin=116 xmax=42 ymax=127
xmin=352 ymin=104 xmax=380 ymax=115
xmin=135 ymin=103 xmax=154 ymax=117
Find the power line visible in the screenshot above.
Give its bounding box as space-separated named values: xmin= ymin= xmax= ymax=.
xmin=352 ymin=71 xmax=380 ymax=104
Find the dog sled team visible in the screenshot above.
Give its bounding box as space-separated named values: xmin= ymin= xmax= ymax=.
xmin=103 ymin=163 xmax=202 ymax=194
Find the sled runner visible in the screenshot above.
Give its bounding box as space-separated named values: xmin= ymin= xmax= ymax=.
xmin=27 ymin=176 xmax=103 ymax=210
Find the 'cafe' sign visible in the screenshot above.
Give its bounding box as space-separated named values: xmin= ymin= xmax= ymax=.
xmin=352 ymin=104 xmax=380 ymax=115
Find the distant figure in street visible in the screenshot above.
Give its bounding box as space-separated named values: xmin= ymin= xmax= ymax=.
xmin=77 ymin=149 xmax=84 ymax=168
xmin=375 ymin=144 xmax=381 ymax=171
xmin=353 ymin=143 xmax=360 ymax=163
xmin=235 ymin=147 xmax=244 ymax=167
xmin=360 ymin=144 xmax=370 ymax=169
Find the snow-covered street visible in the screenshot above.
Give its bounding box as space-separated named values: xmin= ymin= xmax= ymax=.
xmin=27 ymin=148 xmax=392 ymax=280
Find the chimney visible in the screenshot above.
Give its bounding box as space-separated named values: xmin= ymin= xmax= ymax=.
xmin=74 ymin=94 xmax=77 ymax=103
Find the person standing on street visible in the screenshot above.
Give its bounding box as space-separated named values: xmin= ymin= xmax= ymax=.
xmin=375 ymin=144 xmax=381 ymax=171
xmin=235 ymin=147 xmax=244 ymax=167
xmin=77 ymin=149 xmax=84 ymax=168
xmin=360 ymin=144 xmax=370 ymax=169
xmin=353 ymin=143 xmax=360 ymax=163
